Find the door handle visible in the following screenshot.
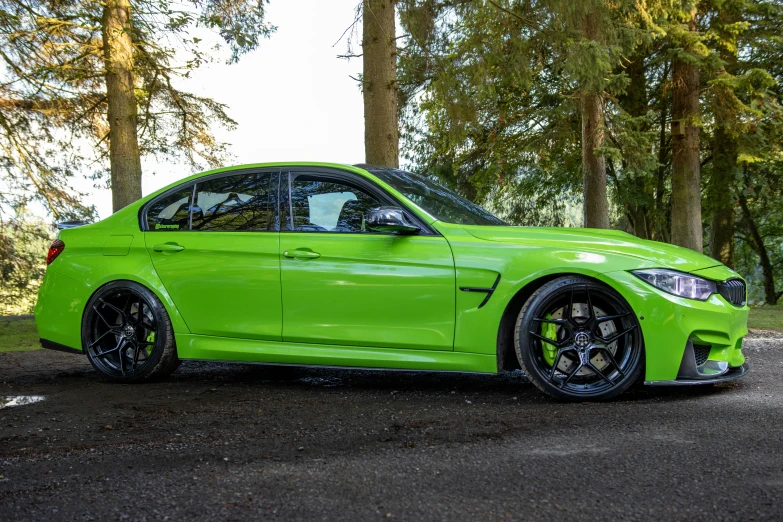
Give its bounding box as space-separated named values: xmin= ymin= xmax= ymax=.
xmin=283 ymin=249 xmax=321 ymax=260
xmin=152 ymin=243 xmax=185 ymax=253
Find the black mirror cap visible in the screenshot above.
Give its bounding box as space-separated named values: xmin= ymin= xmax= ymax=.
xmin=365 ymin=207 xmax=421 ymax=235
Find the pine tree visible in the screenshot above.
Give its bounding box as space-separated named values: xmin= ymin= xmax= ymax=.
xmin=669 ymin=3 xmax=706 ymax=252
xmin=363 ymin=0 xmax=400 ymax=167
xmin=0 ymin=0 xmax=275 ymax=217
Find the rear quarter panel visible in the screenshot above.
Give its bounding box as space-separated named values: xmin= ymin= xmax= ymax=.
xmin=35 ymin=203 xmax=190 ymax=351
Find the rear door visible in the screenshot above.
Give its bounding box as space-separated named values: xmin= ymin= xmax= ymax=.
xmin=144 ymin=169 xmax=283 ymax=340
xmin=279 ymin=169 xmax=456 ymax=350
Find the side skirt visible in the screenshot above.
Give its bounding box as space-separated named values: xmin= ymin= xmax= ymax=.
xmin=175 ymin=334 xmax=498 ymax=374
xmin=40 ymin=339 xmax=83 ymax=355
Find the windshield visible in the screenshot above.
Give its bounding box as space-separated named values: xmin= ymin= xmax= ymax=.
xmin=367 ymin=168 xmax=507 ymax=226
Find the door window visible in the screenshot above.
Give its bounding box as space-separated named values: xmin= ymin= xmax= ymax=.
xmin=146 ymin=185 xmax=195 ymax=231
xmin=192 ymin=172 xmax=279 ymax=232
xmin=288 ymin=175 xmax=381 ymax=233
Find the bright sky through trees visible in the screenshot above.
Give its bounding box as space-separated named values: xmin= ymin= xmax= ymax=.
xmin=73 ymin=0 xmax=366 ymax=219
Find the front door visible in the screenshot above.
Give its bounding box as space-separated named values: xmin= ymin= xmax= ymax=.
xmin=145 ymin=170 xmax=283 ymax=340
xmin=279 ymin=170 xmax=456 ymax=350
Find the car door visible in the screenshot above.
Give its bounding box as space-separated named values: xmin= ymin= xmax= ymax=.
xmin=279 ymin=169 xmax=456 ymax=350
xmin=144 ymin=169 xmax=283 ymax=340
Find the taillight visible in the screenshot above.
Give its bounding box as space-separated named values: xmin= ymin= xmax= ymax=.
xmin=46 ymin=239 xmax=65 ymax=265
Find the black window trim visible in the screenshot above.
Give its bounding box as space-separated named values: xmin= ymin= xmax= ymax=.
xmin=282 ymin=167 xmax=438 ymax=236
xmin=139 ymin=168 xmax=283 ymax=232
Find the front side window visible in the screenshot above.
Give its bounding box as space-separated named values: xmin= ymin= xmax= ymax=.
xmin=288 ymin=174 xmax=381 ymax=233
xmin=369 ymin=168 xmax=507 ymax=226
xmin=191 ymin=172 xmax=279 ymax=232
xmin=146 ymin=185 xmax=194 ymax=231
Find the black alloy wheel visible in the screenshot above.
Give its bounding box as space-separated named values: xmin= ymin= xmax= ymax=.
xmin=82 ymin=281 xmax=179 ymax=382
xmin=515 ymin=276 xmax=644 ymax=400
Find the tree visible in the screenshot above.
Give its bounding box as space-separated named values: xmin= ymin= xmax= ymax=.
xmin=0 ymin=0 xmax=275 ymax=217
xmin=573 ymin=4 xmax=610 ymax=228
xmin=736 ymin=162 xmax=783 ymax=304
xmin=103 ymin=0 xmax=143 ymax=211
xmin=363 ymin=0 xmax=399 ymax=167
xmin=0 ymin=209 xmax=52 ymax=314
xmin=397 ymin=0 xmax=666 ymax=227
xmin=669 ymin=3 xmax=706 ymax=252
xmin=720 ymin=0 xmax=783 ymax=303
xmin=705 ymin=1 xmax=741 ymax=267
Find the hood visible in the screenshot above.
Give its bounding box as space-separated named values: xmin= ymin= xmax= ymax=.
xmin=462 ymin=225 xmax=722 ymax=273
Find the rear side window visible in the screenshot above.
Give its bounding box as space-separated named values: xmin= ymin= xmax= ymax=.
xmin=146 ymin=185 xmax=194 ymax=231
xmin=191 ymin=172 xmax=278 ymax=232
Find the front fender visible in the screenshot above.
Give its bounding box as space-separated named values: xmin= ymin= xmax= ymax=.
xmin=437 ymin=223 xmax=648 ymax=356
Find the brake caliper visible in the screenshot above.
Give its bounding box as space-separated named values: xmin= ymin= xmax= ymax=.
xmin=541 ymin=314 xmax=558 ymax=366
xmin=145 ymin=331 xmax=155 ymax=355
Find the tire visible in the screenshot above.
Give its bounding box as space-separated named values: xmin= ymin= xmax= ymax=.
xmin=82 ymin=281 xmax=179 ymax=383
xmin=514 ymin=276 xmax=644 ymax=401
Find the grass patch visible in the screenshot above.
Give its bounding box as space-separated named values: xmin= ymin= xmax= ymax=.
xmin=748 ymin=304 xmax=783 ymax=332
xmin=0 ymin=316 xmax=40 ymax=352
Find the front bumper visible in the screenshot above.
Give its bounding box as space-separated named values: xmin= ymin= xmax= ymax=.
xmin=599 ymin=267 xmax=749 ymax=383
xmin=646 ymin=362 xmax=749 ymax=386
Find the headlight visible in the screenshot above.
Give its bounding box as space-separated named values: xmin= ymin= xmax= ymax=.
xmin=631 ymin=269 xmax=717 ymax=301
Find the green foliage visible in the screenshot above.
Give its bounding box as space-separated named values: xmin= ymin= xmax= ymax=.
xmin=0 ymin=0 xmax=275 ymax=221
xmin=0 ymin=0 xmax=274 ymax=313
xmin=397 ymin=0 xmax=673 ymax=226
xmin=0 ymin=212 xmax=53 ymax=314
xmin=398 ymin=0 xmax=783 ymax=300
xmin=734 ymin=160 xmax=783 ymax=303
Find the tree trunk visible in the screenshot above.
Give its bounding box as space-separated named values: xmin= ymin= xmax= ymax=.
xmin=102 ymin=0 xmax=142 ymax=212
xmin=670 ymin=18 xmax=703 ymax=252
xmin=709 ymin=125 xmax=736 ymax=268
xmin=580 ymin=14 xmax=609 ymax=229
xmin=708 ymin=6 xmax=740 ymax=268
xmin=362 ymin=0 xmax=399 ymax=168
xmin=738 ymin=192 xmax=777 ymax=305
xmin=654 ymin=62 xmax=671 ymax=243
xmin=617 ymin=54 xmax=652 ymax=239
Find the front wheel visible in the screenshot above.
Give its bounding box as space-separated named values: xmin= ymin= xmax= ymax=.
xmin=82 ymin=281 xmax=179 ymax=383
xmin=515 ymin=276 xmax=644 ymax=401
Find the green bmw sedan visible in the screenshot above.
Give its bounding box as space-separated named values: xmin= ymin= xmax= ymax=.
xmin=34 ymin=163 xmax=749 ymax=400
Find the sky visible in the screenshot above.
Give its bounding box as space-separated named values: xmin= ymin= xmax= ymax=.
xmin=83 ymin=0 xmax=367 ymax=219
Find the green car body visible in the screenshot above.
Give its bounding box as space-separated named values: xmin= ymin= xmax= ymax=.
xmin=34 ymin=162 xmax=748 ymax=391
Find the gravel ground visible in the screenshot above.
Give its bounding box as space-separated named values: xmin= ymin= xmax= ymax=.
xmin=1 ymin=334 xmax=782 ymax=521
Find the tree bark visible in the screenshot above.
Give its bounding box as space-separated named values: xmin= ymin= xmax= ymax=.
xmin=670 ymin=18 xmax=703 ymax=252
xmin=362 ymin=0 xmax=399 ymax=168
xmin=580 ymin=14 xmax=609 ymax=229
xmin=581 ymin=92 xmax=609 ymax=228
xmin=617 ymin=54 xmax=652 ymax=239
xmin=708 ymin=6 xmax=740 ymax=268
xmin=738 ymin=192 xmax=777 ymax=305
xmin=709 ymin=124 xmax=736 ymax=268
xmin=654 ymin=62 xmax=671 ymax=243
xmin=102 ymin=0 xmax=142 ymax=212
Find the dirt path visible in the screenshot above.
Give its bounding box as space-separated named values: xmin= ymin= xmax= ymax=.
xmin=1 ymin=335 xmax=782 ymax=521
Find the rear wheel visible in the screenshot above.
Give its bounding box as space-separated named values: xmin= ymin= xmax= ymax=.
xmin=515 ymin=276 xmax=644 ymax=401
xmin=82 ymin=281 xmax=179 ymax=383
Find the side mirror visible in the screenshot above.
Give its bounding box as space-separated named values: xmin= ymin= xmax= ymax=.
xmin=365 ymin=207 xmax=421 ymax=235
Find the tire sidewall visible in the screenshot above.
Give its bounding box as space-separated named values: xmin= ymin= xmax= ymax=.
xmin=82 ymin=280 xmax=175 ymax=383
xmin=514 ymin=276 xmax=644 ymax=401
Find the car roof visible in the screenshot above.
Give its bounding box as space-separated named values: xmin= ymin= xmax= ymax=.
xmin=145 ymin=162 xmax=375 ymax=201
